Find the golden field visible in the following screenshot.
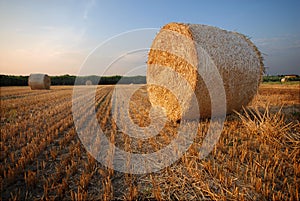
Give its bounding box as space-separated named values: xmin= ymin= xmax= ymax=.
xmin=0 ymin=83 xmax=299 ymax=200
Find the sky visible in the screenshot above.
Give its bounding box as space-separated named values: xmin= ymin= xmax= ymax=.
xmin=0 ymin=0 xmax=299 ymax=76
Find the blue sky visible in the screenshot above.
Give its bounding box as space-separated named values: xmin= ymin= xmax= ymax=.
xmin=0 ymin=0 xmax=299 ymax=75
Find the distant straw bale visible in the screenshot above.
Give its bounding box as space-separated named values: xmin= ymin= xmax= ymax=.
xmin=28 ymin=74 xmax=51 ymax=90
xmin=85 ymin=80 xmax=93 ymax=85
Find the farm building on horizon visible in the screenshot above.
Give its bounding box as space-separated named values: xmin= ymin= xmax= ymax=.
xmin=281 ymin=74 xmax=299 ymax=82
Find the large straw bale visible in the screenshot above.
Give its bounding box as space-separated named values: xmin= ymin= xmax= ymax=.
xmin=28 ymin=74 xmax=51 ymax=90
xmin=147 ymin=22 xmax=263 ymax=121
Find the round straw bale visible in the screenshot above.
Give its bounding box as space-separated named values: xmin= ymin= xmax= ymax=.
xmin=147 ymin=22 xmax=264 ymax=121
xmin=85 ymin=80 xmax=93 ymax=85
xmin=28 ymin=74 xmax=51 ymax=90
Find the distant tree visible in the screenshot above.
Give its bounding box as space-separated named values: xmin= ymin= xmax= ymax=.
xmin=0 ymin=74 xmax=147 ymax=86
xmin=0 ymin=75 xmax=28 ymax=86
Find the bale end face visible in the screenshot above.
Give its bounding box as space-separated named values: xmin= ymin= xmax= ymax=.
xmin=28 ymin=74 xmax=51 ymax=90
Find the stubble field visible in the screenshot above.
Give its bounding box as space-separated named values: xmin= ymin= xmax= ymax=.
xmin=1 ymin=83 xmax=299 ymax=200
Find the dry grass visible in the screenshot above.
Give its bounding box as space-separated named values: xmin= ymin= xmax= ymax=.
xmin=0 ymin=83 xmax=299 ymax=200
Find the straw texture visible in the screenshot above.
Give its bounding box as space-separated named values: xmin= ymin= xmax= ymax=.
xmin=28 ymin=74 xmax=51 ymax=90
xmin=147 ymin=22 xmax=263 ymax=121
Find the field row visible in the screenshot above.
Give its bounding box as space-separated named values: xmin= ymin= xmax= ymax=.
xmin=0 ymin=84 xmax=299 ymax=200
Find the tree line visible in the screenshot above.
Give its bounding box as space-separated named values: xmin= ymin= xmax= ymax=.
xmin=1 ymin=74 xmax=299 ymax=86
xmin=0 ymin=74 xmax=146 ymax=86
xmin=263 ymin=75 xmax=299 ymax=82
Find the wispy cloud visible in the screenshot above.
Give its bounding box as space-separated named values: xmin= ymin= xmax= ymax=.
xmin=83 ymin=0 xmax=95 ymax=20
xmin=253 ymin=34 xmax=300 ymax=75
xmin=254 ymin=34 xmax=300 ymax=52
